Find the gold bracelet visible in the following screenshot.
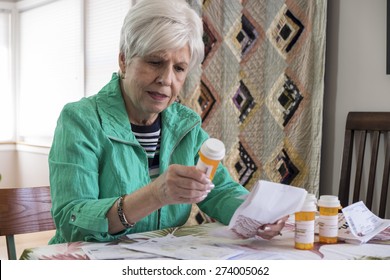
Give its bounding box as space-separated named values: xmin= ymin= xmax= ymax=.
xmin=117 ymin=195 xmax=135 ymax=228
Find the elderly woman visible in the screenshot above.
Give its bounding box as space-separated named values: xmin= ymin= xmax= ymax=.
xmin=49 ymin=0 xmax=286 ymax=244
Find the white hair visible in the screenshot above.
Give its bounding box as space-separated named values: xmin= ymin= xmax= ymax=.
xmin=119 ymin=0 xmax=204 ymax=72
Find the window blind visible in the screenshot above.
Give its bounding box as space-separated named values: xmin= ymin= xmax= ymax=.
xmin=0 ymin=10 xmax=13 ymax=141
xmin=85 ymin=0 xmax=130 ymax=96
xmin=18 ymin=0 xmax=82 ymax=144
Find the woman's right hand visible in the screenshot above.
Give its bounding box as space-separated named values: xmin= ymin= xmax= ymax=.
xmin=151 ymin=164 xmax=215 ymax=206
xmin=109 ymin=164 xmax=214 ymax=233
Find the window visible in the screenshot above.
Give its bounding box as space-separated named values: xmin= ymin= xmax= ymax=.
xmin=0 ymin=9 xmax=13 ymax=141
xmin=18 ymin=0 xmax=83 ymax=145
xmin=6 ymin=0 xmax=132 ymax=146
xmin=18 ymin=0 xmax=131 ymax=146
xmin=85 ymin=0 xmax=130 ymax=96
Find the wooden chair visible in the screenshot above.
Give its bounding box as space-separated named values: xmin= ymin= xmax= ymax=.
xmin=0 ymin=186 xmax=55 ymax=259
xmin=338 ymin=112 xmax=390 ymax=218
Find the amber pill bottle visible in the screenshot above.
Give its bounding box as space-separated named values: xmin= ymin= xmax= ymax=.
xmin=196 ymin=138 xmax=225 ymax=180
xmin=295 ymin=194 xmax=317 ymax=250
xmin=318 ymin=195 xmax=341 ymax=244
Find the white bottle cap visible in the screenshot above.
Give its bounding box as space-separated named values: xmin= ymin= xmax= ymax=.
xmin=300 ymin=194 xmax=317 ymax=212
xmin=306 ymin=193 xmax=317 ymax=204
xmin=317 ymin=195 xmax=340 ymax=208
xmin=200 ymin=138 xmax=225 ymax=160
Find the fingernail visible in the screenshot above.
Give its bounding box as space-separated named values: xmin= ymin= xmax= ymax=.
xmin=264 ymin=226 xmax=271 ymax=231
xmin=209 ymin=184 xmax=215 ymax=189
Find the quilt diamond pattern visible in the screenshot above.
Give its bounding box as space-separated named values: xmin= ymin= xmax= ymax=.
xmin=183 ymin=0 xmax=326 ymax=225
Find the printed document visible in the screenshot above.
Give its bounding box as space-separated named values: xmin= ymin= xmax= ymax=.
xmin=340 ymin=201 xmax=390 ymax=244
xmin=228 ymin=180 xmax=307 ymax=238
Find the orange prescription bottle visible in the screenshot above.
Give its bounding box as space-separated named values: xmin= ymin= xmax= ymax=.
xmin=295 ymin=194 xmax=317 ymax=250
xmin=196 ymin=138 xmax=225 ymax=180
xmin=318 ymin=195 xmax=340 ymax=244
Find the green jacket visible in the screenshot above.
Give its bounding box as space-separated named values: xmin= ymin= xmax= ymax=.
xmin=49 ymin=73 xmax=248 ymax=244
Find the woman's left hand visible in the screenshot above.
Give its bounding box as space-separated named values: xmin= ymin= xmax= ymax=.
xmin=256 ymin=215 xmax=289 ymax=240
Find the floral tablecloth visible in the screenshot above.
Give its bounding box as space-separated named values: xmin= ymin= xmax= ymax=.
xmin=20 ymin=221 xmax=390 ymax=260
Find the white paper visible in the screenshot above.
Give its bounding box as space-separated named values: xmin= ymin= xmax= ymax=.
xmin=120 ymin=234 xmax=244 ymax=260
xmin=228 ymin=180 xmax=307 ymax=238
xmin=340 ymin=201 xmax=390 ymax=244
xmin=82 ymin=243 xmax=172 ymax=260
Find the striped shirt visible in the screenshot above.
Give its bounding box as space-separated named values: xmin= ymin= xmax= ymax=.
xmin=131 ymin=116 xmax=161 ymax=180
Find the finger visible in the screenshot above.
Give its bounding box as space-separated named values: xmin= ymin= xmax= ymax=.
xmin=256 ymin=227 xmax=276 ymax=240
xmin=171 ymin=165 xmax=211 ymax=184
xmin=170 ymin=177 xmax=214 ymax=193
xmin=259 ymin=223 xmax=282 ymax=232
xmin=155 ymin=165 xmax=214 ymax=205
xmin=256 ymin=221 xmax=286 ymax=239
xmin=166 ymin=166 xmax=214 ymax=192
xmin=256 ymin=230 xmax=279 ymax=240
xmin=160 ymin=178 xmax=211 ymax=202
xmin=260 ymin=217 xmax=288 ymax=232
xmin=175 ymin=186 xmax=211 ymax=200
xmin=192 ymin=192 xmax=210 ymax=203
xmin=277 ymin=215 xmax=289 ymax=223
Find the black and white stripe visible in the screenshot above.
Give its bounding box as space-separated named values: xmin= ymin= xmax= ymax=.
xmin=131 ymin=116 xmax=161 ymax=180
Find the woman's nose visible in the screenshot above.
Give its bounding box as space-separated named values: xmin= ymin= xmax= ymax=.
xmin=156 ymin=66 xmax=173 ymax=86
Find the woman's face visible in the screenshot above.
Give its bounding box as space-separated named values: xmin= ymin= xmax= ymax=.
xmin=119 ymin=44 xmax=191 ymax=125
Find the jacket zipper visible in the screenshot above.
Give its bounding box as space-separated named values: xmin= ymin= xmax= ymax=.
xmin=167 ymin=121 xmax=200 ymax=165
xmin=109 ymin=136 xmax=159 ymax=228
xmin=107 ymin=136 xmax=148 ymax=162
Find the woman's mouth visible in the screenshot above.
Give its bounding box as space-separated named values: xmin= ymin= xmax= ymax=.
xmin=148 ymin=91 xmax=168 ymax=101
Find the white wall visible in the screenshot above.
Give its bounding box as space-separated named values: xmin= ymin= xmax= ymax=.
xmin=0 ymin=145 xmax=49 ymax=188
xmin=0 ymin=145 xmax=18 ymax=187
xmin=16 ymin=147 xmax=50 ymax=187
xmin=320 ymin=0 xmax=390 ymax=197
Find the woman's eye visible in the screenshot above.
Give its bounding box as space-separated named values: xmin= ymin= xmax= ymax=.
xmin=148 ymin=60 xmax=161 ymax=66
xmin=175 ymin=66 xmax=185 ymax=72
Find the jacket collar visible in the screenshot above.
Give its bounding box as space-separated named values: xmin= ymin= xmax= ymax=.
xmin=95 ymin=73 xmax=136 ymax=143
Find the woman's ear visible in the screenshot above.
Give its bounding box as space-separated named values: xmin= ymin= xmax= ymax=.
xmin=118 ymin=52 xmax=126 ymax=73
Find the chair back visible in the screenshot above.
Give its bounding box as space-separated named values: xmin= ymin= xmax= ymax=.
xmin=338 ymin=112 xmax=390 ymax=218
xmin=0 ymin=186 xmax=55 ymax=259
